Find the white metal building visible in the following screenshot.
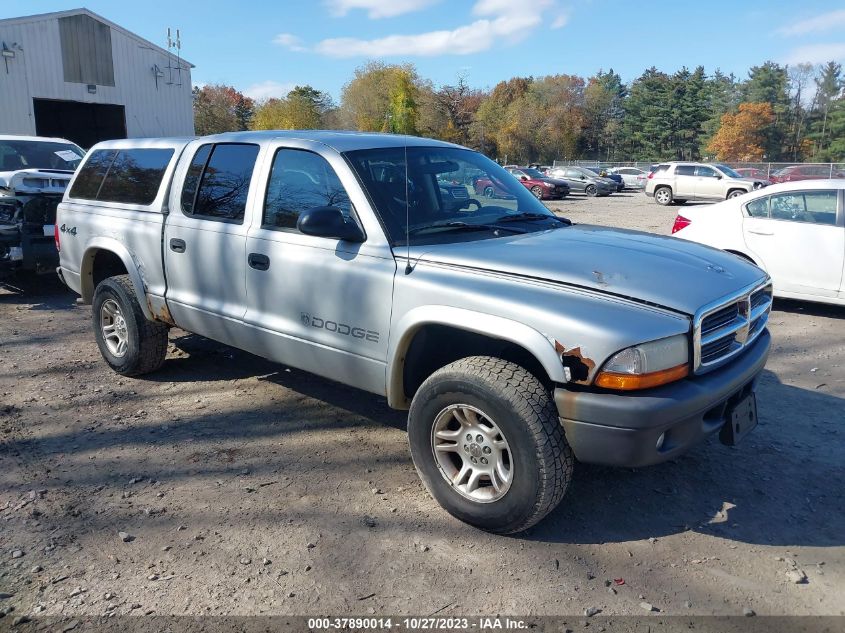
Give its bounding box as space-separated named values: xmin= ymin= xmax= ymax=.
xmin=0 ymin=8 xmax=194 ymax=148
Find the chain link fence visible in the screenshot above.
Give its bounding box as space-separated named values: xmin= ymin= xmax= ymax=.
xmin=551 ymin=159 xmax=845 ymax=179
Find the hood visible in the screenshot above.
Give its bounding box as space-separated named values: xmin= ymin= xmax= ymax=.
xmin=411 ymin=225 xmax=766 ymax=315
xmin=541 ymin=177 xmax=569 ymax=187
xmin=0 ymin=169 xmax=73 ymax=195
xmin=727 ymin=176 xmax=764 ymax=187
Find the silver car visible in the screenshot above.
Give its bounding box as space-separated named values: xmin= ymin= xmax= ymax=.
xmin=546 ymin=166 xmax=617 ymax=196
xmin=645 ymin=162 xmax=767 ymax=205
xmin=609 ymin=166 xmax=648 ymax=190
xmin=57 ymin=131 xmax=772 ymax=533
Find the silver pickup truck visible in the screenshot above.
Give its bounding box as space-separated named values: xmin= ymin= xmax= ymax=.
xmin=56 ymin=131 xmax=772 ymax=533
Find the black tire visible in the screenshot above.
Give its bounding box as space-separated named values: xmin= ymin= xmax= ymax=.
xmin=585 ymin=184 xmax=597 ymax=197
xmin=654 ymin=186 xmax=673 ymax=205
xmin=92 ymin=275 xmax=168 ymax=376
xmin=408 ymin=356 xmax=573 ymax=534
xmin=483 ymin=186 xmax=495 ymax=198
xmin=727 ymin=189 xmax=746 ymax=199
xmin=530 ymin=185 xmax=544 ymax=199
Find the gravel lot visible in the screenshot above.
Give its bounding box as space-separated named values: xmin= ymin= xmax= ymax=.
xmin=1 ymin=189 xmax=843 ymax=620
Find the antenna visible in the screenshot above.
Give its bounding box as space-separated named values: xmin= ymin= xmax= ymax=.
xmin=404 ymin=140 xmax=412 ymax=275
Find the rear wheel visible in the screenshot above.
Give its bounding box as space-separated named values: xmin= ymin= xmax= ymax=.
xmin=654 ymin=186 xmax=673 ymax=205
xmin=408 ymin=356 xmax=573 ymax=534
xmin=92 ymin=275 xmax=168 ymax=376
xmin=585 ymin=184 xmax=598 ymax=197
xmin=483 ymin=186 xmax=495 ymax=198
xmin=530 ymin=186 xmax=544 ymax=199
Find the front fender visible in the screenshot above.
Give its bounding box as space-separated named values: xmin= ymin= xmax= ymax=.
xmin=386 ymin=305 xmax=567 ymax=408
xmin=80 ymin=237 xmax=153 ymax=321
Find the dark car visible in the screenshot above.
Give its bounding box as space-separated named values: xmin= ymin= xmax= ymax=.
xmin=546 ymin=166 xmax=616 ymax=196
xmin=504 ymin=167 xmax=570 ymax=200
xmin=584 ymin=167 xmax=625 ymax=192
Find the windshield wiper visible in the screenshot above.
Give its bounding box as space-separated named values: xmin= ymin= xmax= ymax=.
xmin=406 ymin=221 xmax=525 ymax=237
xmin=494 ymin=212 xmax=572 ymax=225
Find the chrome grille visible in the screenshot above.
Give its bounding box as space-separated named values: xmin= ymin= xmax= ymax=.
xmin=693 ymin=280 xmax=772 ymax=374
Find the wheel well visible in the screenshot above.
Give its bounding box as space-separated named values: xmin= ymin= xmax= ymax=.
xmin=90 ymin=250 xmax=129 ymax=290
xmin=654 ymin=185 xmax=671 ymax=192
xmin=402 ymin=324 xmax=552 ymax=401
xmin=727 ymin=188 xmax=747 ymax=198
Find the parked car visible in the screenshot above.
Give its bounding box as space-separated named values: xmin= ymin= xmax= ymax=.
xmin=734 ymin=167 xmax=773 ymax=182
xmin=545 ymin=166 xmax=616 ymax=196
xmin=608 ymin=166 xmax=648 ymax=190
xmin=645 ymin=162 xmax=768 ymax=205
xmin=770 ymin=164 xmax=845 ymax=183
xmin=671 ymin=179 xmax=844 ymax=306
xmin=0 ymin=135 xmax=84 ymax=277
xmin=583 ymin=167 xmax=625 ymax=192
xmin=57 ymin=131 xmax=772 ymax=533
xmin=504 ymin=167 xmax=570 ymax=199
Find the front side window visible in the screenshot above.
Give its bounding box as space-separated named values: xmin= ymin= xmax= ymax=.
xmin=696 ymin=166 xmax=718 ymax=178
xmin=263 ymin=149 xmax=351 ymax=230
xmin=182 ymin=143 xmax=259 ymax=222
xmin=344 ymin=146 xmax=564 ymax=245
xmin=769 ymin=191 xmax=838 ymax=225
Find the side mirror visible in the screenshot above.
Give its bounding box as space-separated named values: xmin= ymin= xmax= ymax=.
xmin=297 ymin=206 xmax=365 ymax=242
xmin=714 ymin=173 xmax=723 ymax=179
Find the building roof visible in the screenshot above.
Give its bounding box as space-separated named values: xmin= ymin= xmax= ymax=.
xmin=0 ymin=7 xmax=194 ymax=68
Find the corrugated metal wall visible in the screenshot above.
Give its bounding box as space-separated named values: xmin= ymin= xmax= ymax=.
xmin=0 ymin=11 xmax=194 ymax=142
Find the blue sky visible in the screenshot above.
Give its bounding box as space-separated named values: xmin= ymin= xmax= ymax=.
xmin=4 ymin=0 xmax=845 ymax=101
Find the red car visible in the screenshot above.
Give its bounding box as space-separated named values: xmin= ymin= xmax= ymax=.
xmin=770 ymin=164 xmax=845 ymax=183
xmin=734 ymin=167 xmax=773 ymax=182
xmin=505 ymin=167 xmax=570 ymax=199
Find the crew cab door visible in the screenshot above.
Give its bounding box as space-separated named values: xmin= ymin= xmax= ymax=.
xmin=743 ymin=189 xmax=844 ymax=298
xmin=242 ymin=142 xmax=396 ymax=395
xmin=164 ymin=142 xmax=263 ymax=342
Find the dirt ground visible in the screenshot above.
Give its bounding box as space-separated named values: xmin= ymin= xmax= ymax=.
xmin=1 ymin=191 xmax=843 ymax=621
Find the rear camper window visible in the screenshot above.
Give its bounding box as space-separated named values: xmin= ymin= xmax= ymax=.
xmin=69 ymin=148 xmax=174 ymax=206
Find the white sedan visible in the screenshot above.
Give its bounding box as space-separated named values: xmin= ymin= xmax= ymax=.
xmin=671 ymin=180 xmax=845 ymax=306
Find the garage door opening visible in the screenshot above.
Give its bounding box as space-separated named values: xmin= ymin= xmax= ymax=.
xmin=33 ymin=99 xmax=127 ymax=149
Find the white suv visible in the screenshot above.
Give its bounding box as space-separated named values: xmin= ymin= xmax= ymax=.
xmin=645 ymin=162 xmax=767 ymax=205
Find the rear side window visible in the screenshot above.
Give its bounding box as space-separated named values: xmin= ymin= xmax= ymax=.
xmin=69 ymin=148 xmax=173 ymax=205
xmin=746 ymin=197 xmax=769 ymax=218
xmin=263 ymin=149 xmax=351 ymax=230
xmin=181 ymin=143 xmax=259 ymax=223
xmin=674 ymin=165 xmax=695 ymax=176
xmin=68 ymin=149 xmax=117 ymax=199
xmin=97 ymin=149 xmax=174 ymax=205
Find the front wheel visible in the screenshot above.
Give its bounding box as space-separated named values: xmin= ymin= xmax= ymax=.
xmin=408 ymin=356 xmax=573 ymax=533
xmin=483 ymin=186 xmax=495 ymax=198
xmin=93 ymin=275 xmax=169 ymax=376
xmin=585 ymin=184 xmax=597 ymax=197
xmin=727 ymin=189 xmax=746 ymax=199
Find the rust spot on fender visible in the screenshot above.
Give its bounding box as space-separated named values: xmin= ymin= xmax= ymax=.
xmin=148 ymin=298 xmax=176 ymax=326
xmin=554 ymin=341 xmax=596 ymax=384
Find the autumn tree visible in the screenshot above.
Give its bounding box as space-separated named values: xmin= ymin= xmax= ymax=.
xmin=251 ymin=85 xmax=334 ymax=130
xmin=193 ymin=84 xmax=255 ymax=134
xmin=338 ymin=61 xmax=423 ymax=132
xmin=385 ymin=70 xmax=419 ymax=134
xmin=707 ymin=102 xmax=774 ymax=161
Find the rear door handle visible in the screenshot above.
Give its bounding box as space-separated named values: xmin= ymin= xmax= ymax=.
xmin=169 ymin=238 xmax=186 ymax=253
xmin=747 ymin=229 xmax=774 ymax=236
xmin=248 ymin=252 xmax=270 ymax=271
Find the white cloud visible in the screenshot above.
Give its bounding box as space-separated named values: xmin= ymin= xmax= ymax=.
xmin=244 ymin=80 xmax=298 ymax=101
xmin=777 ymin=9 xmax=845 ymax=36
xmin=315 ymin=0 xmax=555 ymax=57
xmin=783 ymin=42 xmax=845 ymax=65
xmin=551 ymin=13 xmax=568 ymax=29
xmin=326 ymin=0 xmax=440 ymax=19
xmin=272 ymin=33 xmax=307 ymax=52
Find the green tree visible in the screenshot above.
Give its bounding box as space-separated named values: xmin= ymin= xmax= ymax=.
xmin=581 ymin=69 xmax=625 ymax=160
xmin=741 ymin=62 xmax=790 ymax=159
xmin=700 ymin=70 xmax=740 ymax=157
xmin=339 ymin=61 xmax=423 ymax=132
xmin=620 ymin=68 xmax=673 ymax=160
xmin=386 ymin=70 xmax=419 ymax=134
xmin=807 ymin=61 xmax=843 ymax=158
xmin=251 ymin=85 xmax=334 ymax=130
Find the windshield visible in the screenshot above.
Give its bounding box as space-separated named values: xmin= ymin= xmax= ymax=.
xmin=716 ymin=164 xmax=743 ymax=178
xmin=344 ymin=146 xmax=561 ymax=245
xmin=0 ymin=140 xmax=85 ymax=172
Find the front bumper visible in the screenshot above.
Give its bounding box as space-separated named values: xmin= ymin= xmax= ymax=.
xmin=554 ymin=330 xmax=770 ymax=467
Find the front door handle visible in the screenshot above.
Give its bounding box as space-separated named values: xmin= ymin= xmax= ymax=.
xmin=248 ymin=252 xmax=270 ymax=271
xmin=747 ymin=229 xmax=774 ymax=236
xmin=169 ymin=238 xmax=186 ymax=253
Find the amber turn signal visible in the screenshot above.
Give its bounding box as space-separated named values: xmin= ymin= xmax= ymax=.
xmin=595 ymin=363 xmax=689 ymax=391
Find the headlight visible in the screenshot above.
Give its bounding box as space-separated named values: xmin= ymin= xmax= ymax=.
xmin=0 ymin=187 xmax=15 ymax=198
xmin=595 ymin=334 xmax=689 ymax=390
